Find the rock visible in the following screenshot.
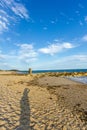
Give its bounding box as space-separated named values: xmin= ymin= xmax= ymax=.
xmin=34 ymin=124 xmax=40 ymax=129
xmin=0 ymin=126 xmax=6 ymax=130
xmin=62 ymin=126 xmax=68 ymax=130
xmin=0 ymin=120 xmax=6 ymax=126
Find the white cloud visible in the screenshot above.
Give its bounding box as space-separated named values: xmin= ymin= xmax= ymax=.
xmin=60 ymin=55 xmax=87 ymax=62
xmin=79 ymin=21 xmax=83 ymax=26
xmin=57 ymin=54 xmax=87 ymax=69
xmin=11 ymin=3 xmax=29 ymax=19
xmin=39 ymin=42 xmax=74 ymax=55
xmin=0 ymin=62 xmax=16 ymax=70
xmin=82 ymin=35 xmax=87 ymax=41
xmin=1 ymin=45 xmax=37 ymax=70
xmin=0 ymin=0 xmax=29 ymax=19
xmin=0 ymin=16 xmax=9 ymax=23
xmin=72 ymin=55 xmax=87 ymax=61
xmin=75 ymin=11 xmax=79 ymax=14
xmin=17 ymin=44 xmax=38 ymax=63
xmin=0 ymin=20 xmax=8 ymax=33
xmin=31 ymin=54 xmax=87 ymax=70
xmin=0 ymin=54 xmax=6 ymax=59
xmin=51 ymin=21 xmax=55 ymax=24
xmin=54 ymin=39 xmax=59 ymax=42
xmin=43 ymin=27 xmax=47 ymax=30
xmin=0 ymin=43 xmax=87 ymax=70
xmin=57 ymin=55 xmax=87 ymax=69
xmin=0 ymin=0 xmax=29 ymax=33
xmin=85 ymin=16 xmax=87 ymax=22
xmin=62 ymin=42 xmax=73 ymax=48
xmin=0 ymin=12 xmax=10 ymax=32
xmin=50 ymin=18 xmax=58 ymax=24
xmin=0 ymin=43 xmax=38 ymax=70
xmin=6 ymin=37 xmax=11 ymax=41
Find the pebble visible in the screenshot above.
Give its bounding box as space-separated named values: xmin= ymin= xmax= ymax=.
xmin=0 ymin=120 xmax=6 ymax=126
xmin=0 ymin=126 xmax=6 ymax=130
xmin=62 ymin=126 xmax=68 ymax=130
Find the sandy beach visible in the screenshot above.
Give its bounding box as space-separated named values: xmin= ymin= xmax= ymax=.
xmin=0 ymin=71 xmax=87 ymax=130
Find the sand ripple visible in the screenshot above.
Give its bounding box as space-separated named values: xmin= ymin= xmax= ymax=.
xmin=0 ymin=75 xmax=87 ymax=130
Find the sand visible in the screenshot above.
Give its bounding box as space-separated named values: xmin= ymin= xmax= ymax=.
xmin=0 ymin=71 xmax=87 ymax=130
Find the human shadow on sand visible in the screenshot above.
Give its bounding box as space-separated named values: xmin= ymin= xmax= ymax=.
xmin=15 ymin=88 xmax=31 ymax=130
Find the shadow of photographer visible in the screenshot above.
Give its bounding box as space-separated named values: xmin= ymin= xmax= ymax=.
xmin=16 ymin=88 xmax=32 ymax=130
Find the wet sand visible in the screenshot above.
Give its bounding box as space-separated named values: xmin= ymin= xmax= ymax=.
xmin=0 ymin=72 xmax=87 ymax=130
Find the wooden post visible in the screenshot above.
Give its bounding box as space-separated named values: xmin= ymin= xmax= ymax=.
xmin=29 ymin=68 xmax=32 ymax=75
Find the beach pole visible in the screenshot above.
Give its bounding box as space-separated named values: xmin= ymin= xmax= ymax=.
xmin=29 ymin=68 xmax=32 ymax=75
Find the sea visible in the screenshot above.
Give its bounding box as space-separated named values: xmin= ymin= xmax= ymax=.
xmin=68 ymin=76 xmax=87 ymax=84
xmin=18 ymin=69 xmax=87 ymax=84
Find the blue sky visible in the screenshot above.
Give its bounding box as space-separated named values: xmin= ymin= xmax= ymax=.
xmin=0 ymin=0 xmax=87 ymax=70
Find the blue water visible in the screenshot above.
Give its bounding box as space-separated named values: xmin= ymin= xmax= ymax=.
xmin=69 ymin=76 xmax=87 ymax=84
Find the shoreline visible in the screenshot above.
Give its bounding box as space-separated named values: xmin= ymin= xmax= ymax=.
xmin=1 ymin=69 xmax=87 ymax=75
xmin=0 ymin=71 xmax=87 ymax=84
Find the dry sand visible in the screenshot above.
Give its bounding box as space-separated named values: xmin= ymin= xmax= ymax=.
xmin=0 ymin=72 xmax=87 ymax=130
